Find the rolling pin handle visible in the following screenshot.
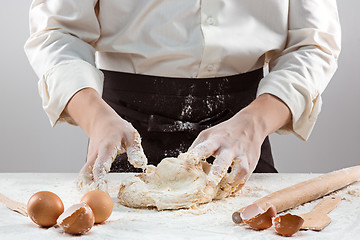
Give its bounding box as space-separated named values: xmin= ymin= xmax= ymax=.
xmin=232 ymin=211 xmax=242 ymax=224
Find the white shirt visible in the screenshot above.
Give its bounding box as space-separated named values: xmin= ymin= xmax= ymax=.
xmin=24 ymin=0 xmax=341 ymax=140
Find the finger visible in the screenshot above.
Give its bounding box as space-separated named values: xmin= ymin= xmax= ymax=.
xmin=187 ymin=134 xmax=206 ymax=152
xmin=126 ymin=132 xmax=148 ymax=169
xmin=207 ymin=150 xmax=234 ymax=186
xmin=223 ymin=156 xmax=250 ymax=190
xmin=112 ymin=142 xmax=126 ymax=159
xmin=83 ymin=142 xmax=124 ymax=191
xmin=233 ymin=175 xmax=250 ymax=193
xmin=182 ymin=140 xmax=219 ymax=165
xmin=77 ymin=148 xmax=98 ymax=190
xmin=77 ymin=162 xmax=94 ymax=190
xmin=92 ymin=151 xmax=113 ymax=192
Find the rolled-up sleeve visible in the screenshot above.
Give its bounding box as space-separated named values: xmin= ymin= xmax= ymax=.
xmin=257 ymin=0 xmax=341 ymax=140
xmin=24 ymin=0 xmax=103 ymax=126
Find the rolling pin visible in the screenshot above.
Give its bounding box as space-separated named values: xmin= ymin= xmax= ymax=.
xmin=232 ymin=165 xmax=360 ymax=224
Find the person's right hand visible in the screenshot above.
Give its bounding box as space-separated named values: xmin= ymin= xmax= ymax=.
xmin=63 ymin=88 xmax=147 ymax=191
xmin=78 ymin=113 xmax=147 ymax=191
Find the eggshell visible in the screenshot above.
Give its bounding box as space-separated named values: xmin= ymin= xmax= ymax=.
xmin=27 ymin=191 xmax=64 ymax=227
xmin=81 ymin=190 xmax=113 ymax=224
xmin=273 ymin=213 xmax=304 ymax=237
xmin=57 ymin=202 xmax=95 ymax=235
xmin=241 ymin=203 xmax=277 ymax=230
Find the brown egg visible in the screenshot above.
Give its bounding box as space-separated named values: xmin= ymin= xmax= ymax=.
xmin=273 ymin=213 xmax=304 ymax=237
xmin=241 ymin=203 xmax=277 ymax=230
xmin=27 ymin=191 xmax=64 ymax=227
xmin=81 ymin=190 xmax=113 ymax=224
xmin=57 ymin=202 xmax=95 ymax=235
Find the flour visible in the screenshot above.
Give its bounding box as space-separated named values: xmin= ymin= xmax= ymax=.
xmin=1 ymin=173 xmax=360 ymax=239
xmin=347 ymin=188 xmax=360 ymax=197
xmin=163 ymin=142 xmax=187 ymax=158
xmin=174 ymin=121 xmax=194 ymax=131
xmin=204 ymin=95 xmax=225 ymax=114
xmin=181 ymin=94 xmax=195 ymax=118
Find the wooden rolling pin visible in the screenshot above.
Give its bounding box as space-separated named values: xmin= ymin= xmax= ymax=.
xmin=232 ymin=165 xmax=360 ymax=224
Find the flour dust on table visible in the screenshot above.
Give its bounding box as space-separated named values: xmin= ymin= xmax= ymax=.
xmin=117 ymin=152 xmax=237 ymax=210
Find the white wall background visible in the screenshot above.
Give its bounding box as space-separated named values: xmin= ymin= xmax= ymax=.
xmin=0 ymin=1 xmax=359 ymax=173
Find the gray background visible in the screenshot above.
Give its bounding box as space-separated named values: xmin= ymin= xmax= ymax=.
xmin=1 ymin=1 xmax=359 ymax=173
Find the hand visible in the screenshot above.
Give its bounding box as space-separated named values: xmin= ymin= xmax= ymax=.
xmin=184 ymin=94 xmax=291 ymax=193
xmin=63 ymin=88 xmax=147 ymax=191
xmin=186 ymin=110 xmax=264 ymax=193
xmin=78 ymin=113 xmax=147 ymax=191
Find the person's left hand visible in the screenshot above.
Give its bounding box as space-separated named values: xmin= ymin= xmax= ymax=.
xmin=183 ymin=94 xmax=291 ymax=193
xmin=184 ymin=109 xmax=265 ymax=193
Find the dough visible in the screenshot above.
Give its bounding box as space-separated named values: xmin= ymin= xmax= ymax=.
xmin=117 ymin=153 xmax=235 ymax=210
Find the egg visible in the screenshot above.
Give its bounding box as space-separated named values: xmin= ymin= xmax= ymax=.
xmin=27 ymin=191 xmax=64 ymax=227
xmin=57 ymin=202 xmax=95 ymax=235
xmin=81 ymin=190 xmax=113 ymax=224
xmin=240 ymin=203 xmax=277 ymax=230
xmin=273 ymin=213 xmax=304 ymax=237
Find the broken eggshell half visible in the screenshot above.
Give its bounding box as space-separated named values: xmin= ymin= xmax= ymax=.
xmin=57 ymin=202 xmax=95 ymax=235
xmin=240 ymin=203 xmax=277 ymax=230
xmin=273 ymin=213 xmax=304 ymax=237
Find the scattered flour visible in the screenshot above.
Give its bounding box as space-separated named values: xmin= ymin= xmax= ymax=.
xmin=0 ymin=173 xmax=359 ymax=239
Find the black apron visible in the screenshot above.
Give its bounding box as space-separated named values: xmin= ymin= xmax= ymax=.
xmin=101 ymin=69 xmax=277 ymax=173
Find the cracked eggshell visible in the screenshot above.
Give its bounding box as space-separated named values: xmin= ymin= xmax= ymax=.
xmin=57 ymin=202 xmax=95 ymax=235
xmin=81 ymin=190 xmax=113 ymax=224
xmin=273 ymin=213 xmax=304 ymax=237
xmin=241 ymin=203 xmax=277 ymax=230
xmin=27 ymin=191 xmax=64 ymax=227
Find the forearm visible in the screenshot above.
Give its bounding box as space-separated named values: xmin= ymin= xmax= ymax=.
xmin=63 ymin=88 xmax=116 ymax=137
xmin=234 ymin=93 xmax=292 ymax=139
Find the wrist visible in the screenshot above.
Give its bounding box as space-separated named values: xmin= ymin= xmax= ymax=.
xmin=64 ymin=88 xmax=117 ymax=136
xmin=236 ymin=93 xmax=291 ymax=138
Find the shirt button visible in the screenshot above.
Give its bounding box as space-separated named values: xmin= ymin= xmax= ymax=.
xmin=207 ymin=17 xmax=216 ymax=25
xmin=207 ymin=64 xmax=214 ymax=71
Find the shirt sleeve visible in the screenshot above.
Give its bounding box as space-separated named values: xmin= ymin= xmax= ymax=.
xmin=256 ymin=0 xmax=341 ymax=140
xmin=24 ymin=0 xmax=103 ymax=126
